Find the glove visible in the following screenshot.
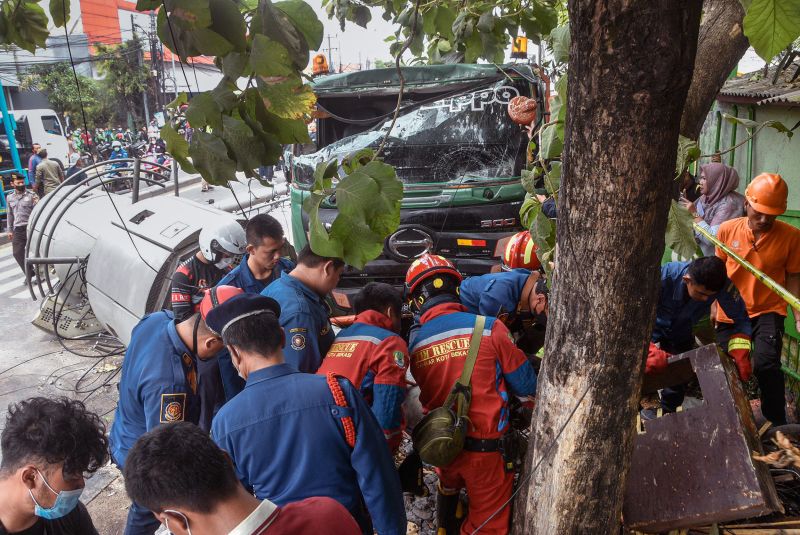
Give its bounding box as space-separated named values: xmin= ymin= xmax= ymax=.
xmin=728 ymin=334 xmax=752 ymax=382
xmin=645 ymin=343 xmax=669 ymax=375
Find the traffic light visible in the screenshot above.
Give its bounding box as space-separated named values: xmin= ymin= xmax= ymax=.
xmin=313 ymin=54 xmax=330 ymax=76
xmin=511 ymin=37 xmax=528 ymax=59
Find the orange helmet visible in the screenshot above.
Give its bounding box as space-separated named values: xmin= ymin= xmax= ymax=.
xmin=745 ymin=173 xmax=788 ymax=216
xmin=199 ymin=285 xmax=244 ymax=321
xmin=405 ymin=254 xmax=463 ymax=296
xmin=503 ymin=231 xmax=540 ymax=270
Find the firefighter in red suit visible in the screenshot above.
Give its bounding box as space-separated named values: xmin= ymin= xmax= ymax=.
xmin=406 ymin=254 xmax=537 ymax=535
xmin=317 ymin=282 xmax=408 ymax=452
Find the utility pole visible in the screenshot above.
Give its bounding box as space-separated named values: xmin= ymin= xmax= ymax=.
xmin=131 ymin=15 xmax=150 ymax=125
xmin=325 ymin=35 xmax=337 ymax=73
xmin=149 ymin=12 xmax=164 ymax=113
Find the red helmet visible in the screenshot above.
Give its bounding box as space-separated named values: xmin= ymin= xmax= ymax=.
xmin=199 ymin=285 xmax=244 ymax=321
xmin=503 ymin=231 xmax=540 ymax=270
xmin=405 ymin=254 xmax=463 ymax=296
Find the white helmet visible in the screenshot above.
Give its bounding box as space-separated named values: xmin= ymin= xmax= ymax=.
xmin=199 ymin=219 xmax=247 ymax=268
xmin=112 ymin=140 xmax=122 ymax=148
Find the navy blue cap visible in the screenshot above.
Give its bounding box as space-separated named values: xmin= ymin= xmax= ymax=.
xmin=205 ymin=293 xmax=281 ymax=336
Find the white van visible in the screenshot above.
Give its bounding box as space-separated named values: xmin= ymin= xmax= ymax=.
xmin=1 ymin=109 xmax=69 ymax=169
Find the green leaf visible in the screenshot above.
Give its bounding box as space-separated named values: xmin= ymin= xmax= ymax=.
xmin=520 ymin=194 xmax=541 ymax=228
xmin=169 ymin=0 xmax=212 ymax=30
xmin=257 ymin=76 xmax=317 ymax=119
xmin=136 ymin=0 xmax=161 ymax=10
xmin=675 ymin=135 xmax=700 ymax=176
xmin=274 ymin=0 xmax=324 ymax=50
xmin=464 ymin=31 xmax=483 ymax=63
xmin=743 ymin=0 xmax=800 ymax=62
xmin=422 ymin=7 xmax=437 ymax=35
xmin=437 ymin=39 xmax=452 ymax=53
xmin=186 ymin=92 xmax=223 ymax=131
xmin=434 ymin=5 xmax=456 ymax=41
xmin=49 ymin=0 xmax=69 ymax=28
xmin=158 ymin=9 xmax=234 ymax=57
xmin=242 ymin=87 xmax=311 ymax=144
xmin=550 ymin=24 xmax=570 ymax=63
xmin=250 ymin=35 xmax=294 ymax=77
xmin=7 ymin=2 xmax=49 ymax=53
xmin=260 ymin=0 xmax=312 ymax=70
xmin=209 ymin=0 xmax=247 ymax=51
xmin=349 ymin=4 xmax=372 ymax=28
xmin=544 ymin=161 xmax=561 ymax=195
xmin=189 ymin=130 xmax=238 ymax=185
xmin=221 ymin=114 xmax=270 ymax=171
xmin=723 ymin=112 xmax=760 ymax=129
xmin=222 ymin=52 xmax=249 ymax=79
xmin=161 ymin=124 xmax=197 ymax=174
xmin=167 ymin=92 xmax=189 ymax=109
xmin=530 ymin=207 xmax=556 ymax=277
xmin=476 ymin=11 xmax=495 ymax=33
xmin=211 ymin=80 xmax=239 ymax=112
xmin=531 ymin=1 xmax=558 ymax=37
xmin=303 ymin=158 xmax=402 ymax=269
xmin=665 ymin=199 xmax=699 ymax=261
xmin=312 ymin=159 xmax=339 ymax=190
xmin=540 ymin=123 xmax=563 ymax=160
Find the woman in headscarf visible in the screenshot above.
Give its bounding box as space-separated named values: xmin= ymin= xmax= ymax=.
xmin=681 ymin=162 xmax=745 ymax=256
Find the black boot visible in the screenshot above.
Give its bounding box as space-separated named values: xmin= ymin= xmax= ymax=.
xmin=436 ymin=485 xmax=462 ymax=535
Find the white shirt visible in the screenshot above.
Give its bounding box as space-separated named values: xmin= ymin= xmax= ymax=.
xmin=228 ymin=500 xmax=279 ymax=535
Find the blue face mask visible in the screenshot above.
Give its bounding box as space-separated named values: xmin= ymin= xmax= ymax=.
xmin=29 ymin=470 xmax=83 ymax=520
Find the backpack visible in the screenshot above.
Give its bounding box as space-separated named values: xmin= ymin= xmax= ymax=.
xmin=412 ymin=315 xmax=485 ymax=467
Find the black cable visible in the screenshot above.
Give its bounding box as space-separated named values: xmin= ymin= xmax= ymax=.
xmin=160 ymin=0 xmax=194 ymax=98
xmin=189 ymin=57 xmax=201 ymax=92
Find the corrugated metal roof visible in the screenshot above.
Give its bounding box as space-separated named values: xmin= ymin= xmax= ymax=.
xmin=719 ymin=59 xmax=800 ymax=105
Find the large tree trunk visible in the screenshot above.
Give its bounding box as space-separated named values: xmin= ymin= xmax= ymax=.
xmin=680 ymin=0 xmax=750 ymax=139
xmin=516 ymin=2 xmax=702 ymax=532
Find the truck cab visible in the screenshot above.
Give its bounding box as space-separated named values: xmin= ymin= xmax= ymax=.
xmin=0 ymin=109 xmax=69 ymax=177
xmin=289 ymin=63 xmax=546 ymax=302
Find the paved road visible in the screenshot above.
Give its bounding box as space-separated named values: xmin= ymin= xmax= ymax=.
xmin=0 ymin=173 xmax=295 ymax=533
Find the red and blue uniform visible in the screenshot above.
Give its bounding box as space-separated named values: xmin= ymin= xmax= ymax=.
xmin=317 ymin=310 xmax=409 ymax=451
xmin=409 ymin=302 xmax=537 ymax=535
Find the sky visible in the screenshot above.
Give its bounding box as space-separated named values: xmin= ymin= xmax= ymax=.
xmin=306 ymin=0 xmax=396 ymax=69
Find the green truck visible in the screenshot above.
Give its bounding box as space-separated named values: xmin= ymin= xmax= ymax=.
xmin=288 ymin=63 xmax=547 ymax=303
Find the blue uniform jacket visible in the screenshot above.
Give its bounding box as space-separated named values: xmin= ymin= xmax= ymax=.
xmin=653 ymin=261 xmax=752 ymax=352
xmin=211 ymin=363 xmax=406 ymax=535
xmin=262 ymin=272 xmax=334 ymax=373
xmin=217 ymin=255 xmax=294 ymax=294
xmin=109 ymin=311 xmax=198 ymax=468
xmin=460 ymin=269 xmax=532 ymax=317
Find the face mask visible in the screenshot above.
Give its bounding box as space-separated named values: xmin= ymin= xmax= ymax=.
xmin=215 ymin=256 xmax=235 ymax=270
xmin=15 ymin=185 xmax=25 ymax=192
xmin=163 ymin=509 xmax=192 ymax=535
xmin=29 ymin=470 xmax=83 ymax=520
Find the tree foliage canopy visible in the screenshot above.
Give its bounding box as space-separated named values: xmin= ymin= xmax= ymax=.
xmin=1 ymin=0 xmax=798 ymax=266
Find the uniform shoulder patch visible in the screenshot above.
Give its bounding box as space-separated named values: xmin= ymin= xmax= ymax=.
xmin=291 ymin=333 xmax=306 ymax=350
xmin=160 ymin=393 xmax=186 ymax=423
xmin=393 ymin=350 xmax=406 ymax=368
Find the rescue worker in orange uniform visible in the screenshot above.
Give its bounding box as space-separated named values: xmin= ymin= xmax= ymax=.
xmin=406 ymin=254 xmax=537 ymax=535
xmin=317 ymin=282 xmax=409 ymax=452
xmin=715 ymin=173 xmax=800 ymax=426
